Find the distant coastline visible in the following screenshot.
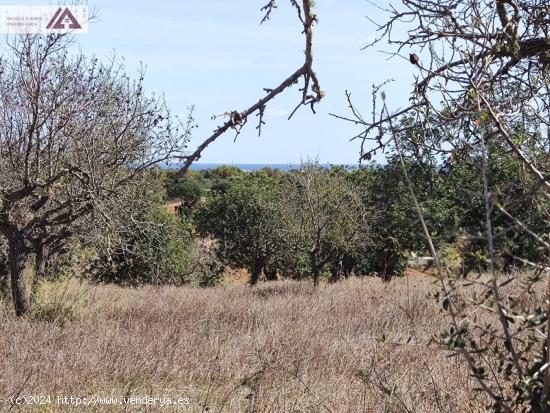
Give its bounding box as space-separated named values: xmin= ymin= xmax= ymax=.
xmin=163 ymin=163 xmax=359 ymax=172
xmin=190 ymin=163 xmax=304 ymax=172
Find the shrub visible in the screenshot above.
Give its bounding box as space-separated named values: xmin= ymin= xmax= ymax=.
xmin=91 ymin=208 xmax=193 ymax=286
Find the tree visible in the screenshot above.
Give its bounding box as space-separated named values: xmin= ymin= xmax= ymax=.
xmin=194 ymin=170 xmax=288 ymax=284
xmin=163 ymin=169 xmax=207 ymax=216
xmin=0 ymin=34 xmax=189 ymax=316
xmin=337 ymin=1 xmax=550 ymax=410
xmin=200 ymin=166 xmax=244 ymax=195
xmin=350 ymin=159 xmax=459 ymax=278
xmin=285 ymin=163 xmax=370 ymax=286
xmin=442 ymin=143 xmax=548 ymax=275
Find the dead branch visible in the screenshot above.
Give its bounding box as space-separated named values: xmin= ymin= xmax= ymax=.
xmin=177 ymin=0 xmax=323 ymax=174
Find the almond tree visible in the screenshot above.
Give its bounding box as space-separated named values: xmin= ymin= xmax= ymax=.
xmin=285 ymin=163 xmax=370 ymax=286
xmin=0 ymin=34 xmax=189 ymax=316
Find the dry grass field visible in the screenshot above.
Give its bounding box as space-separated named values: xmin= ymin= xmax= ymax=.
xmin=0 ymin=273 xmax=542 ymax=412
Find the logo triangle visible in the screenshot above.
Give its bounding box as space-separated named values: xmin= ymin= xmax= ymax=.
xmin=46 ymin=7 xmax=81 ymax=29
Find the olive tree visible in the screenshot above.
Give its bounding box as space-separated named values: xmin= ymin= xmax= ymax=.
xmin=0 ymin=34 xmax=189 ymax=316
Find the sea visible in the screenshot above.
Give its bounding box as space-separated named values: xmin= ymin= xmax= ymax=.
xmin=183 ymin=163 xmax=358 ymax=172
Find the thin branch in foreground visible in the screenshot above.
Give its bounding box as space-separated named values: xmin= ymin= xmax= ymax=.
xmin=177 ymin=0 xmax=323 ymax=175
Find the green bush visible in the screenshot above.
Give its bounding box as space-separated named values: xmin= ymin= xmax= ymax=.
xmin=92 ymin=208 xmax=193 ymax=286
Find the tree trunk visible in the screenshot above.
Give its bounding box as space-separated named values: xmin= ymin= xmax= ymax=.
xmin=312 ymin=265 xmax=321 ymax=287
xmin=31 ymin=243 xmax=46 ymax=303
xmin=342 ymin=254 xmax=353 ymax=278
xmin=310 ymin=251 xmax=321 ymax=287
xmin=249 ymin=261 xmax=263 ymax=285
xmin=329 ymin=259 xmax=340 ymax=283
xmin=8 ymin=233 xmax=30 ymax=316
xmin=264 ymin=267 xmax=278 ymax=281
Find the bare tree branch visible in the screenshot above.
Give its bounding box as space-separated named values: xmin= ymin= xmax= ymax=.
xmin=177 ymin=0 xmax=323 ymax=174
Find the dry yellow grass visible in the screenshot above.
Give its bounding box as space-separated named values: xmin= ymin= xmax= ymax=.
xmin=0 ymin=274 xmax=538 ymax=412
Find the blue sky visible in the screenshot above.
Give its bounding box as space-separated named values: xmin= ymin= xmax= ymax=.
xmin=5 ymin=0 xmax=416 ymax=164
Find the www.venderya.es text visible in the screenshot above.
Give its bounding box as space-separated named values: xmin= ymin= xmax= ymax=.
xmin=7 ymin=395 xmax=191 ymax=407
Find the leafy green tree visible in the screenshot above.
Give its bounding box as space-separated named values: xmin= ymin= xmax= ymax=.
xmin=194 ymin=171 xmax=288 ymax=284
xmin=442 ymin=145 xmax=549 ymax=274
xmin=200 ymin=166 xmax=244 ymax=195
xmin=165 ymin=170 xmax=206 ymax=199
xmin=350 ymin=158 xmax=458 ymax=278
xmin=163 ymin=170 xmax=207 ymax=216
